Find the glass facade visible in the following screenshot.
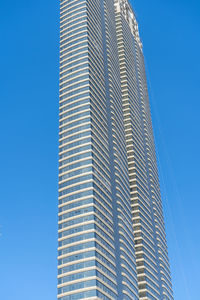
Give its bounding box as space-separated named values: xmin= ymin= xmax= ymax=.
xmin=114 ymin=1 xmax=173 ymax=299
xmin=58 ymin=0 xmax=173 ymax=299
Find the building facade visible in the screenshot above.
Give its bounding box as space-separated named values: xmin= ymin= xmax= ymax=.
xmin=58 ymin=0 xmax=173 ymax=299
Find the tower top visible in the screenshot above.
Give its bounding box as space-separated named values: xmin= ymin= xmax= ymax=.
xmin=115 ymin=0 xmax=143 ymax=50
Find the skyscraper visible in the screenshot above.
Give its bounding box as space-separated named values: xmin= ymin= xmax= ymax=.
xmin=58 ymin=0 xmax=173 ymax=299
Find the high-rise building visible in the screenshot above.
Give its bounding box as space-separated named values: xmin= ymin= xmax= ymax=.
xmin=58 ymin=0 xmax=173 ymax=299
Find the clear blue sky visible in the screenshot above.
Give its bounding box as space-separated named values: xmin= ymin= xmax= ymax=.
xmin=0 ymin=0 xmax=199 ymax=299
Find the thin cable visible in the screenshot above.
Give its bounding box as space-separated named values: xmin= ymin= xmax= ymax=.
xmin=144 ymin=56 xmax=192 ymax=300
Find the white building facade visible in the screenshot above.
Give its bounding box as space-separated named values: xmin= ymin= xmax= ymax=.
xmin=58 ymin=0 xmax=173 ymax=299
